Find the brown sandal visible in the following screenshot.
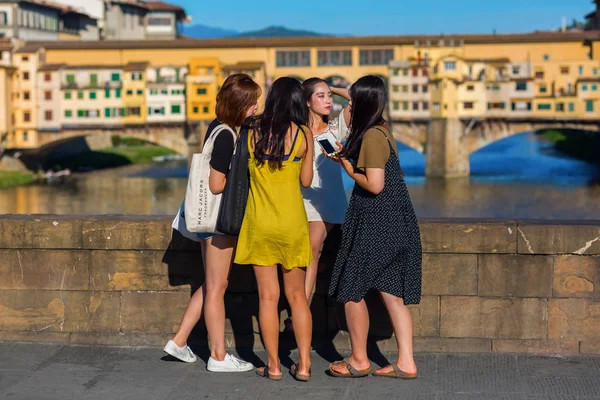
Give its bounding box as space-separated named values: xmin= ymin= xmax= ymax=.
xmin=255 ymin=366 xmax=283 ymax=381
xmin=372 ymin=364 xmax=418 ymax=379
xmin=290 ymin=363 xmax=310 ymax=382
xmin=328 ymin=357 xmax=371 ymax=378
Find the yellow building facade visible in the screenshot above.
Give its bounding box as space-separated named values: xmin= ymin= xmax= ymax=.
xmin=186 ymin=58 xmax=221 ymax=122
xmin=1 ymin=31 xmax=599 ymax=149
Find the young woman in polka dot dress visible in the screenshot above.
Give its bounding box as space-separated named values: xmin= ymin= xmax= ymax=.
xmin=327 ymin=75 xmax=422 ymax=379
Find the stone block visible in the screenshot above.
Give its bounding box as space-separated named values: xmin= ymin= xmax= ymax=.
xmin=120 ymin=291 xmax=189 ymax=333
xmin=0 ymin=216 xmax=82 ymax=249
xmin=82 ymin=216 xmax=171 ymax=250
xmin=548 ymin=298 xmax=600 ymax=342
xmin=0 ymin=330 xmax=71 ymax=344
xmin=414 ymin=338 xmax=492 ymax=353
xmin=223 ymin=293 xmax=259 ymax=335
xmin=580 ymin=341 xmax=600 ymax=355
xmin=423 ymin=254 xmax=477 ymax=295
xmin=227 ymin=264 xmax=257 ymax=293
xmin=553 ymin=256 xmax=600 ymax=299
xmin=310 ymin=294 xmax=330 ymax=334
xmin=0 ymin=291 xmax=120 ymax=333
xmin=492 ymin=340 xmax=579 ymax=355
xmin=517 ymin=223 xmax=600 ymax=255
xmin=409 ymin=296 xmax=440 ymax=337
xmin=419 ymin=220 xmax=517 ymax=254
xmin=70 ymin=332 xmax=171 ymax=347
xmin=478 ymin=255 xmax=553 ymax=297
xmin=441 ymin=296 xmax=547 ymax=339
xmin=89 ymin=250 xmax=198 ymax=291
xmin=0 ymin=250 xmax=89 ymax=290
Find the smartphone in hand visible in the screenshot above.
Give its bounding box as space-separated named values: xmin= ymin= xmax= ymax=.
xmin=315 ymin=131 xmax=339 ymax=156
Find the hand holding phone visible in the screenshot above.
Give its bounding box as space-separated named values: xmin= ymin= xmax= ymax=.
xmin=315 ymin=131 xmax=339 ymax=156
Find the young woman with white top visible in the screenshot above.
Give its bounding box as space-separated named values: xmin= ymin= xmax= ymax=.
xmin=300 ymin=78 xmax=351 ymax=303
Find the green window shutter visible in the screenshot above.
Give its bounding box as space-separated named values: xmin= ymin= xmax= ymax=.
xmin=64 ymin=110 xmax=72 ymax=118
xmin=105 ymin=89 xmax=111 ymax=98
xmin=115 ymin=89 xmax=121 ymax=98
xmin=64 ymin=92 xmax=71 ymax=99
xmin=568 ymin=103 xmax=575 ymax=112
xmin=193 ymin=106 xmax=198 ymax=114
xmin=90 ymin=74 xmax=98 ymax=86
xmin=172 ymin=105 xmax=181 ymax=114
xmin=197 ymin=88 xmax=207 ymax=95
xmin=111 ymin=73 xmax=120 ymax=82
xmin=90 ymin=91 xmax=96 ymax=100
xmin=77 ymin=110 xmax=84 ymax=118
xmin=203 ymin=106 xmax=209 ymax=113
xmin=66 ymin=74 xmax=75 ymax=84
xmin=105 ymin=108 xmax=111 ymax=118
xmin=586 ymin=100 xmax=594 ymax=112
xmin=77 ymin=92 xmax=84 ymax=99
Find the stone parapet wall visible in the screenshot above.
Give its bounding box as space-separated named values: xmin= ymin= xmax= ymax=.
xmin=0 ymin=215 xmax=599 ymax=355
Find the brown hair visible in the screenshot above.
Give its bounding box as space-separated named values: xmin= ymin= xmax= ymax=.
xmin=216 ymin=74 xmax=262 ymax=128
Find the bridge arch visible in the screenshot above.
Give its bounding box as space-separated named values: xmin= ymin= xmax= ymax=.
xmin=36 ymin=126 xmax=189 ymax=157
xmin=463 ymin=120 xmax=600 ymax=156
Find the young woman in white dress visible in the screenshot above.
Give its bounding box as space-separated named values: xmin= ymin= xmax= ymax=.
xmin=300 ymin=77 xmax=351 ymax=303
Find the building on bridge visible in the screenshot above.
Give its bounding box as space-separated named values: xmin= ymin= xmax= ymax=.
xmin=1 ymin=30 xmax=599 ymax=177
xmin=0 ymin=0 xmax=99 ymax=41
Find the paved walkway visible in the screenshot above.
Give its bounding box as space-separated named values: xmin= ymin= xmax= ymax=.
xmin=1 ymin=343 xmax=599 ymax=399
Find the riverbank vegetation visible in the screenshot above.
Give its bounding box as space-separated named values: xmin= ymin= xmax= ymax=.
xmin=0 ymin=171 xmax=36 ymax=189
xmin=536 ymin=129 xmax=600 ymax=164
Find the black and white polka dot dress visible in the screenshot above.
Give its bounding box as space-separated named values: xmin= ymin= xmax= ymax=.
xmin=328 ymin=137 xmax=422 ymax=305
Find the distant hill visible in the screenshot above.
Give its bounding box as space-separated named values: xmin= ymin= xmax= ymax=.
xmin=183 ymin=24 xmax=325 ymax=39
xmin=236 ymin=26 xmax=323 ymax=38
xmin=183 ymin=24 xmax=238 ymax=39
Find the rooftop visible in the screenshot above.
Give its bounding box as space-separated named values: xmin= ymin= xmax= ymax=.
xmin=20 ymin=30 xmax=600 ymax=52
xmin=144 ymin=1 xmax=186 ymax=19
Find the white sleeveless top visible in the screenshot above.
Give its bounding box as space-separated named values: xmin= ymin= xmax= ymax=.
xmin=301 ymin=112 xmax=350 ymax=224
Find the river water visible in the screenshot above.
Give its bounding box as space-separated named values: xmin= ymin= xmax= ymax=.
xmin=1 ymin=132 xmax=599 ymax=219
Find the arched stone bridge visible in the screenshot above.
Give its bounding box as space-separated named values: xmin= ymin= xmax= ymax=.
xmin=17 ymin=118 xmax=600 ymax=178
xmin=391 ymin=118 xmax=600 ymax=177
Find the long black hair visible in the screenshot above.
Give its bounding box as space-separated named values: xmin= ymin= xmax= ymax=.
xmin=342 ymin=75 xmax=387 ymax=162
xmin=253 ymin=77 xmax=308 ymax=169
xmin=302 ymin=77 xmax=329 ymax=123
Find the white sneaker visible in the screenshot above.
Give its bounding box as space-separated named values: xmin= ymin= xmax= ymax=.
xmin=163 ymin=340 xmax=197 ymax=363
xmin=207 ymin=353 xmax=254 ymax=372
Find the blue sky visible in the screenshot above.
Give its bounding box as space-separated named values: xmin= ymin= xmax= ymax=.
xmin=176 ymin=0 xmax=593 ymax=36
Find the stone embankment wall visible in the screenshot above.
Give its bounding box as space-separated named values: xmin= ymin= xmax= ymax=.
xmin=0 ymin=215 xmax=598 ymax=355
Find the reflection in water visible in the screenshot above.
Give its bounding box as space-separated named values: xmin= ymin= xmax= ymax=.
xmin=0 ymin=132 xmax=599 ymax=219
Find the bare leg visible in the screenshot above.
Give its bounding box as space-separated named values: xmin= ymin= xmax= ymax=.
xmin=254 ymin=265 xmax=282 ymax=376
xmin=282 ymin=267 xmax=312 ymax=375
xmin=172 ymin=239 xmax=208 ymax=347
xmin=305 ymin=221 xmax=334 ymax=302
xmin=330 ymin=299 xmax=371 ymax=374
xmin=375 ymin=292 xmax=417 ymax=375
xmin=203 ymin=236 xmax=236 ymax=361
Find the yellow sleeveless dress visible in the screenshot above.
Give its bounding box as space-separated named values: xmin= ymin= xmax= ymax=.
xmin=234 ymin=127 xmax=313 ymax=269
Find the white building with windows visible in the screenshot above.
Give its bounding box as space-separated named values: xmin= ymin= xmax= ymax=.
xmin=0 ymin=0 xmax=99 ymax=41
xmin=146 ymin=65 xmax=187 ymax=123
xmin=389 ymin=60 xmax=431 ymax=120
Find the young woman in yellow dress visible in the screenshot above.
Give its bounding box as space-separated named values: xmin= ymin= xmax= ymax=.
xmin=235 ymin=77 xmax=314 ymax=382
